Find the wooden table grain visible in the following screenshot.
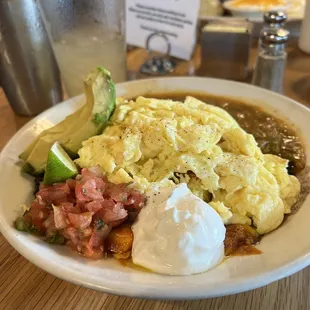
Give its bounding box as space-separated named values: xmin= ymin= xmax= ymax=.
xmin=1 ymin=42 xmax=310 ymax=310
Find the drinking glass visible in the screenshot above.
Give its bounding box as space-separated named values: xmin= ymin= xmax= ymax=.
xmin=38 ymin=0 xmax=126 ymax=97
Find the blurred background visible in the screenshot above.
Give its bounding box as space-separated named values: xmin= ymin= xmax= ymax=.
xmin=0 ymin=0 xmax=309 ymax=118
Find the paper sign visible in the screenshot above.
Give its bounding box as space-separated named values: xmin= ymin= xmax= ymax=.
xmin=126 ymin=0 xmax=200 ymax=60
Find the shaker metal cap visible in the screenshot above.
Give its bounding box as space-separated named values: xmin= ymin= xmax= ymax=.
xmin=260 ymin=28 xmax=289 ymax=45
xmin=263 ymin=11 xmax=288 ymax=25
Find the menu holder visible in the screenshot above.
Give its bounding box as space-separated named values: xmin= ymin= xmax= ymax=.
xmin=140 ymin=31 xmax=176 ymax=75
xmin=126 ymin=0 xmax=200 ymax=61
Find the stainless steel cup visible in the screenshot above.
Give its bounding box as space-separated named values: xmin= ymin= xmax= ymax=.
xmin=0 ymin=0 xmax=63 ymax=116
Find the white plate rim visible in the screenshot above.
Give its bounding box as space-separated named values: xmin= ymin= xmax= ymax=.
xmin=221 ymin=0 xmax=304 ymax=22
xmin=1 ymin=77 xmax=310 ymax=299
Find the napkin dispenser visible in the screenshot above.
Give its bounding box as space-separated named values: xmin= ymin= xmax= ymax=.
xmin=200 ymin=19 xmax=253 ymax=81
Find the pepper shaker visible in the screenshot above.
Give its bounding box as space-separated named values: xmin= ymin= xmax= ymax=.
xmin=252 ymin=28 xmax=289 ymax=94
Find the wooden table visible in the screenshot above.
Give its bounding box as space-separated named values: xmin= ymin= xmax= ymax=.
xmin=1 ymin=42 xmax=310 ymax=310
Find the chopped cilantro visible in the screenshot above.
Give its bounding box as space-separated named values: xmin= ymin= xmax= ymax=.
xmin=45 ymin=234 xmax=65 ymax=245
xmin=95 ymin=218 xmax=105 ymax=230
xmin=30 ymin=226 xmax=43 ymax=236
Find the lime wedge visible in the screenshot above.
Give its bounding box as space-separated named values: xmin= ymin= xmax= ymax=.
xmin=43 ymin=142 xmax=78 ymax=185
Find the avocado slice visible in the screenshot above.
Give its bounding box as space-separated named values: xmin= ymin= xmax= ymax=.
xmin=20 ymin=66 xmax=116 ymax=175
xmin=59 ymin=66 xmax=116 ymax=153
xmin=20 ymin=99 xmax=95 ymax=164
xmin=19 ymin=105 xmax=87 ymax=162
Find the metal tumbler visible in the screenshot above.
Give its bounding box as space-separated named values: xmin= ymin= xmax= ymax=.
xmin=0 ymin=0 xmax=63 ymax=116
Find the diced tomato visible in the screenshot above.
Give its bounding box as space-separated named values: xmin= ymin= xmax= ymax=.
xmin=107 ymin=183 xmax=128 ymax=202
xmin=66 ymin=179 xmax=76 ymax=191
xmin=81 ymin=169 xmax=106 ymax=191
xmin=83 ymin=247 xmax=104 ymax=260
xmin=75 ymin=179 xmax=103 ymax=202
xmin=83 ymin=227 xmax=93 ymax=237
xmin=88 ymin=231 xmax=103 ymax=248
xmin=66 ymin=233 xmax=104 ymax=259
xmin=43 ymin=212 xmax=55 ymax=229
xmin=89 ymin=250 xmax=104 ymax=259
xmin=107 ymin=184 xmax=145 ymax=209
xmin=43 ymin=213 xmax=57 ymax=237
xmin=86 ymin=201 xmax=103 ymax=213
xmin=82 ymin=235 xmax=105 ymax=259
xmin=126 ymin=189 xmax=146 ymax=209
xmin=60 ymin=202 xmax=79 ymax=214
xmin=53 ymin=206 xmax=68 ymax=229
xmin=63 ymin=227 xmax=80 ymax=245
xmin=96 ymin=202 xmax=128 ymax=225
xmin=68 ymin=212 xmax=93 ymax=229
xmin=28 ymin=200 xmax=51 ymax=232
xmin=67 ymin=196 xmax=76 ymax=204
xmin=101 ymin=198 xmax=116 ymax=209
xmin=93 ymin=222 xmax=112 ymax=240
xmin=37 ymin=183 xmax=70 ymax=205
xmin=21 ymin=167 xmax=147 ymax=261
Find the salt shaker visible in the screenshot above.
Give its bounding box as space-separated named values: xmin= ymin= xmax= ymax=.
xmin=259 ymin=11 xmax=287 ymax=48
xmin=262 ymin=11 xmax=288 ymax=30
xmin=252 ymin=28 xmax=289 ymax=94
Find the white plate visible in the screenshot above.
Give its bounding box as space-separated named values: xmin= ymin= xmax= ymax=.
xmin=223 ymin=0 xmax=305 ymax=22
xmin=1 ymin=77 xmax=310 ymax=300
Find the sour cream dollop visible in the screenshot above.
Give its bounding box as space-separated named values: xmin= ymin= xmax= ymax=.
xmin=132 ymin=183 xmax=226 ymax=275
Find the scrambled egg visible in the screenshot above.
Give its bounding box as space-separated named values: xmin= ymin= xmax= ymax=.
xmin=76 ymin=96 xmax=301 ymax=234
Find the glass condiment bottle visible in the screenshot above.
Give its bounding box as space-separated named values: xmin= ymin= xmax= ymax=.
xmin=252 ymin=28 xmax=289 ymax=94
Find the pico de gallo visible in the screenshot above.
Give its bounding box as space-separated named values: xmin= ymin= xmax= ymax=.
xmin=15 ymin=167 xmax=146 ymax=259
